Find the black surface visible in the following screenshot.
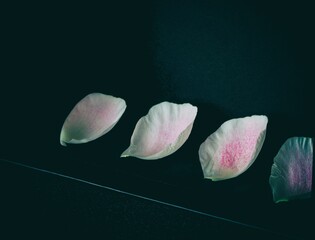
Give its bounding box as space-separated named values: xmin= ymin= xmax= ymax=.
xmin=0 ymin=159 xmax=298 ymax=239
xmin=1 ymin=1 xmax=314 ymax=239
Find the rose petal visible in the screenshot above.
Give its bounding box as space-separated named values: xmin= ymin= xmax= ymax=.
xmin=269 ymin=137 xmax=313 ymax=203
xmin=60 ymin=93 xmax=126 ymax=146
xmin=199 ymin=115 xmax=268 ymax=181
xmin=121 ymin=101 xmax=198 ymax=160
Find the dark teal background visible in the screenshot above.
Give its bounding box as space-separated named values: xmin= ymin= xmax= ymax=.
xmin=1 ymin=1 xmax=314 ymax=239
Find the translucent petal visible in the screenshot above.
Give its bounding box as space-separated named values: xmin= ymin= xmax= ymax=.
xmin=60 ymin=93 xmax=126 ymax=146
xmin=269 ymin=137 xmax=313 ymax=203
xmin=199 ymin=115 xmax=268 ymax=181
xmin=121 ymin=101 xmax=198 ymax=160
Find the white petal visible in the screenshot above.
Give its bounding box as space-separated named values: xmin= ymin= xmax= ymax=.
xmin=269 ymin=137 xmax=313 ymax=203
xmin=199 ymin=115 xmax=268 ymax=181
xmin=121 ymin=101 xmax=198 ymax=160
xmin=60 ymin=93 xmax=126 ymax=146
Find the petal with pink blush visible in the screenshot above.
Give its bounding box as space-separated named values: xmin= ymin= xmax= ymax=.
xmin=121 ymin=102 xmax=198 ymax=160
xmin=269 ymin=137 xmax=313 ymax=203
xmin=60 ymin=93 xmax=126 ymax=146
xmin=199 ymin=115 xmax=268 ymax=181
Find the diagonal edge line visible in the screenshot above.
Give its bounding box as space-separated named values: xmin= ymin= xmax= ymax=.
xmin=0 ymin=158 xmax=294 ymax=239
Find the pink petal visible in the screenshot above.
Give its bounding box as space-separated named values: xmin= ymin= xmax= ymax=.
xmin=269 ymin=137 xmax=313 ymax=203
xmin=199 ymin=115 xmax=268 ymax=181
xmin=121 ymin=101 xmax=198 ymax=160
xmin=60 ymin=93 xmax=126 ymax=146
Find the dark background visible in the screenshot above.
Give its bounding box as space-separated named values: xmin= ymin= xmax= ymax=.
xmin=1 ymin=0 xmax=314 ymax=239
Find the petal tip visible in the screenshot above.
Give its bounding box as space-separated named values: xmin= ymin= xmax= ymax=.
xmin=120 ymin=150 xmax=130 ymax=158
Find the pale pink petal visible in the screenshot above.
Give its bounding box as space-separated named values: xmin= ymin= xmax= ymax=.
xmin=121 ymin=101 xmax=198 ymax=160
xmin=199 ymin=115 xmax=268 ymax=181
xmin=269 ymin=137 xmax=313 ymax=203
xmin=60 ymin=93 xmax=126 ymax=146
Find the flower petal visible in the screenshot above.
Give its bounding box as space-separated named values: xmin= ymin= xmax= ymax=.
xmin=199 ymin=115 xmax=268 ymax=181
xmin=269 ymin=137 xmax=313 ymax=203
xmin=60 ymin=93 xmax=126 ymax=146
xmin=121 ymin=101 xmax=198 ymax=160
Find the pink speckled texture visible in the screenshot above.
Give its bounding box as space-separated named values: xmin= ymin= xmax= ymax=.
xmin=220 ymin=121 xmax=264 ymax=170
xmin=269 ymin=137 xmax=313 ymax=203
xmin=60 ymin=93 xmax=126 ymax=146
xmin=121 ymin=102 xmax=197 ymax=160
xmin=199 ymin=115 xmax=268 ymax=181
